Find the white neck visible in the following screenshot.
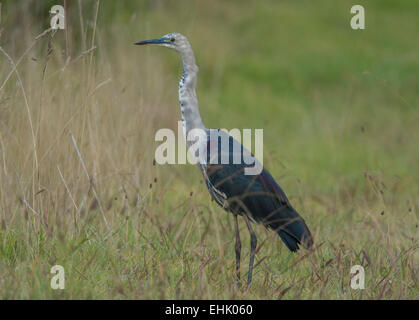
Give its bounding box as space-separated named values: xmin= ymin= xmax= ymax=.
xmin=178 ymin=46 xmax=206 ymax=141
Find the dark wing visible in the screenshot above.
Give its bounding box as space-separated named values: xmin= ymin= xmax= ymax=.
xmin=200 ymin=131 xmax=313 ymax=252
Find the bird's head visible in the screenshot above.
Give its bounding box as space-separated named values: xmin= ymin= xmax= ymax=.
xmin=134 ymin=32 xmax=189 ymax=52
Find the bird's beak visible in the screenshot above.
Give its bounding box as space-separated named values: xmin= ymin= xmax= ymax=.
xmin=134 ymin=37 xmax=168 ymax=46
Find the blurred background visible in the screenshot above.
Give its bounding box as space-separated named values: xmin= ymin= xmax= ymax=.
xmin=0 ymin=0 xmax=417 ymax=299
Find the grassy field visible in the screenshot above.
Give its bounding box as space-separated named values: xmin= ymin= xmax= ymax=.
xmin=0 ymin=0 xmax=417 ymax=299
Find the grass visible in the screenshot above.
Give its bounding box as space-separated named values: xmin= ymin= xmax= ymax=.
xmin=0 ymin=0 xmax=417 ymax=299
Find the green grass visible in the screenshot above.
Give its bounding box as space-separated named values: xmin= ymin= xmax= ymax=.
xmin=0 ymin=0 xmax=417 ymax=299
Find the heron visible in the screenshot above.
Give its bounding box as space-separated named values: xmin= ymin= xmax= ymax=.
xmin=135 ymin=33 xmax=313 ymax=286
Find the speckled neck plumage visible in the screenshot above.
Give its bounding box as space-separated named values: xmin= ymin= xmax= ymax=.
xmin=178 ymin=44 xmax=206 ymax=143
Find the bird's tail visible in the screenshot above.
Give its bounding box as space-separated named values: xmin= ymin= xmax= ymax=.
xmin=269 ymin=206 xmax=313 ymax=252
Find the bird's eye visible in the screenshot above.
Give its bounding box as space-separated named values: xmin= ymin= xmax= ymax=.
xmin=170 ymin=38 xmax=175 ymax=43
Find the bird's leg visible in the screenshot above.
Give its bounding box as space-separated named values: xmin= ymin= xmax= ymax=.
xmin=233 ymin=213 xmax=241 ymax=287
xmin=244 ymin=216 xmax=257 ymax=287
